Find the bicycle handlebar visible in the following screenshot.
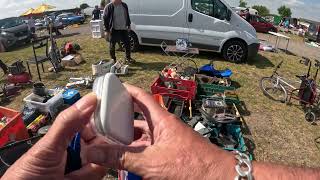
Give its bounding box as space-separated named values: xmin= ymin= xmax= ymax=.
xmin=273 ymin=61 xmax=283 ymax=75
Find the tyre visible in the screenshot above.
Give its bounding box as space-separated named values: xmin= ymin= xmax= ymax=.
xmin=305 ymin=111 xmax=316 ymax=123
xmin=260 ymin=77 xmax=288 ymax=103
xmin=120 ymin=31 xmax=139 ymax=52
xmin=222 ymin=40 xmax=247 ymax=63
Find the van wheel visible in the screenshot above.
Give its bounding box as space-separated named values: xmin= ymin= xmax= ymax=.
xmin=120 ymin=31 xmax=139 ymax=52
xmin=223 ymin=40 xmax=247 ymax=63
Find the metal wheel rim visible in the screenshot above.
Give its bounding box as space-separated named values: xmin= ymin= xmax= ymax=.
xmin=227 ymin=45 xmax=244 ymax=62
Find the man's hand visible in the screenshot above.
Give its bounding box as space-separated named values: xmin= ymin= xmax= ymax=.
xmin=2 ymin=94 xmax=107 ymax=180
xmin=85 ymin=84 xmax=236 ymax=179
xmin=105 ymin=31 xmax=110 ymax=41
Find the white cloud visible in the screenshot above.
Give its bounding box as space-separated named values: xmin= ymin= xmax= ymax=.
xmin=286 ymin=0 xmax=305 ymax=6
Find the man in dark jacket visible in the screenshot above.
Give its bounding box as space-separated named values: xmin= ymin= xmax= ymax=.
xmin=92 ymin=6 xmax=101 ymax=20
xmin=103 ymin=0 xmax=134 ymax=63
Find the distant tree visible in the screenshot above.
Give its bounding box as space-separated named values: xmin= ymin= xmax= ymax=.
xmin=278 ymin=5 xmax=292 ymax=17
xmin=239 ymin=0 xmax=247 ymax=8
xmin=80 ymin=3 xmax=90 ymax=9
xmin=252 ymin=5 xmax=270 ymax=17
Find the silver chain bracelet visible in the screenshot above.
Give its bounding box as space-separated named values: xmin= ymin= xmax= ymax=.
xmin=234 ymin=151 xmax=253 ymax=180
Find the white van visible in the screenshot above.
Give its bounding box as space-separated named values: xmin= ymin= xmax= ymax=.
xmin=125 ymin=0 xmax=260 ymax=63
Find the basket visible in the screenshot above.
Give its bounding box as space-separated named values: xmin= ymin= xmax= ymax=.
xmin=196 ymin=83 xmax=240 ymax=105
xmin=92 ymin=59 xmax=115 ymax=76
xmin=194 ymin=74 xmax=231 ymax=87
xmin=23 ymin=89 xmax=64 ymax=118
xmin=151 ymin=76 xmax=197 ymax=101
xmin=0 ymin=107 xmax=29 ymax=147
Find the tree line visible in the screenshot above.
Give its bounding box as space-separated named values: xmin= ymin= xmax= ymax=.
xmin=239 ymin=0 xmax=292 ymax=17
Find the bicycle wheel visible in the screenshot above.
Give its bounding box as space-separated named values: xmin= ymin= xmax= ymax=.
xmin=305 ymin=111 xmax=316 ymax=123
xmin=260 ymin=77 xmax=288 ymax=103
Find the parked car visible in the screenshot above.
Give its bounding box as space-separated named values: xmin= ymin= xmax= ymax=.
xmin=34 ymin=19 xmax=46 ymax=30
xmin=305 ymin=23 xmax=320 ymax=43
xmin=125 ymin=0 xmax=259 ymax=63
xmin=0 ymin=17 xmax=32 ymax=52
xmin=249 ymin=15 xmax=278 ymax=33
xmin=57 ymin=13 xmax=85 ymax=26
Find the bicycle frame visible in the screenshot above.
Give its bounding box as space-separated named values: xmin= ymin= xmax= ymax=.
xmin=270 ymin=60 xmax=318 ymax=105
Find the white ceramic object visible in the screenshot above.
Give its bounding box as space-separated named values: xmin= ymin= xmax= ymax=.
xmin=92 ymin=73 xmax=134 ymax=145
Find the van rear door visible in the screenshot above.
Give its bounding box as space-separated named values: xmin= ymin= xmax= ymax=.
xmin=186 ymin=0 xmax=231 ymax=51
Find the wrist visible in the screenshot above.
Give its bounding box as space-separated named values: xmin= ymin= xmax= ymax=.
xmin=205 ymin=148 xmax=238 ymax=180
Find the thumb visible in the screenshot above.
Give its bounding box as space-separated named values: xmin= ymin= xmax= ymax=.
xmin=40 ymin=93 xmax=97 ymax=153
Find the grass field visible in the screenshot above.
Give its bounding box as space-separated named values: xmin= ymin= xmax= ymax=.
xmin=1 ymin=32 xmax=320 ymax=168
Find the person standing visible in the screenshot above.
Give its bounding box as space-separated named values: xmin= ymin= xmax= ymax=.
xmin=103 ymin=0 xmax=134 ymax=63
xmin=92 ymin=6 xmax=101 ymax=20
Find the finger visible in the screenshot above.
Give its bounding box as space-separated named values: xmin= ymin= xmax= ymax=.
xmin=81 ymin=123 xmax=97 ymax=143
xmin=86 ymin=144 xmax=146 ymax=172
xmin=124 ymin=84 xmax=170 ymax=132
xmin=41 ymin=93 xmax=97 ymax=153
xmin=133 ymin=103 xmax=143 ymax=114
xmin=65 ymin=163 xmax=107 ymax=180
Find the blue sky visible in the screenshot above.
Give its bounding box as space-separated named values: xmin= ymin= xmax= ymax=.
xmin=0 ymin=0 xmax=319 ymax=21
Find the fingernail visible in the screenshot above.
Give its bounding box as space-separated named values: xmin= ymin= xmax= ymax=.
xmin=75 ymin=93 xmax=97 ymax=112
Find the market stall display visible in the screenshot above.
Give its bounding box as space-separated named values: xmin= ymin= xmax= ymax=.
xmin=151 ymin=62 xmax=250 ymax=157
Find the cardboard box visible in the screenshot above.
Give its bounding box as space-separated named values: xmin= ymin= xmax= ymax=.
xmin=61 ymin=54 xmax=84 ymax=67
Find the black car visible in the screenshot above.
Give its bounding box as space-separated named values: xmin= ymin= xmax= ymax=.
xmin=0 ymin=17 xmax=32 ymax=52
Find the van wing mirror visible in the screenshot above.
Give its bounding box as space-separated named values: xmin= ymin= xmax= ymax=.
xmin=226 ymin=10 xmax=232 ymax=21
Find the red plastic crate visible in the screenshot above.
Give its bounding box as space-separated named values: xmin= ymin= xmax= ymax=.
xmin=151 ymin=76 xmax=197 ymax=101
xmin=0 ymin=107 xmax=29 ymax=147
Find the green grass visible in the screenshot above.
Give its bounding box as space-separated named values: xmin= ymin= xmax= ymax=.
xmin=1 ymin=33 xmax=320 ymax=168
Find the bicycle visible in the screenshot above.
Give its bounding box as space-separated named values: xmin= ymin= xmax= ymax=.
xmin=260 ymin=61 xmax=292 ymax=103
xmin=260 ymin=58 xmax=320 ymax=123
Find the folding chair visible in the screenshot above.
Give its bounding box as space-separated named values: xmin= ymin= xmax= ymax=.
xmin=26 ymin=36 xmax=53 ymax=82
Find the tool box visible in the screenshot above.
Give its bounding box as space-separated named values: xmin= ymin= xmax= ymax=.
xmin=63 ymin=89 xmax=81 ymax=105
